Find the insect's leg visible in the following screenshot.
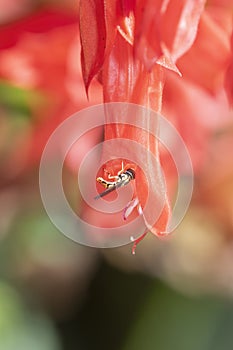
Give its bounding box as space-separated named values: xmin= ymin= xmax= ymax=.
xmin=102 ymin=161 xmax=125 ymax=179
xmin=96 ymin=176 xmax=115 ymax=188
xmin=107 ymin=174 xmax=119 ymax=180
xmin=96 ymin=177 xmax=107 ymax=188
xmin=117 ymin=161 xmax=125 ymax=175
xmin=103 ymin=168 xmax=119 ymax=180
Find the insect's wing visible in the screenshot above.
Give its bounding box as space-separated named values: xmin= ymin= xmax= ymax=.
xmin=94 ymin=184 xmax=117 ymax=199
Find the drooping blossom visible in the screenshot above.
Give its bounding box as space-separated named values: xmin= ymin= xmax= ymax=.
xmin=79 ymin=0 xmax=210 ymax=251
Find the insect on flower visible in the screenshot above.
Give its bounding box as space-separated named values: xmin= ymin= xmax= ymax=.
xmin=79 ymin=0 xmax=212 ymax=253
xmin=95 ymin=162 xmax=135 ymax=199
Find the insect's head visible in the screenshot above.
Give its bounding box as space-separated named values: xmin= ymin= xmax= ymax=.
xmin=124 ymin=169 xmax=135 ymax=180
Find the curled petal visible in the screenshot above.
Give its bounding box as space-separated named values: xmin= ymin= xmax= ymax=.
xmin=177 ymin=11 xmax=231 ymax=93
xmin=156 ymin=51 xmax=182 ymax=77
xmin=161 ymin=0 xmax=206 ymax=61
xmin=117 ymin=0 xmax=135 ymax=45
xmin=134 ymin=0 xmax=206 ymax=71
xmin=131 ymin=231 xmax=147 ymax=255
xmin=123 ymin=198 xmax=139 ymax=220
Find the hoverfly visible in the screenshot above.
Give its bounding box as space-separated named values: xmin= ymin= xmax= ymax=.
xmin=94 ymin=167 xmax=135 ymax=200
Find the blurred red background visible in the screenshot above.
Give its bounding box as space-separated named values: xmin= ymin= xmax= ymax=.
xmin=0 ymin=1 xmax=233 ymax=350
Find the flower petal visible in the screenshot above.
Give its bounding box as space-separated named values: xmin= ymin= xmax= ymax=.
xmin=117 ymin=0 xmax=135 ymax=45
xmin=101 ymin=29 xmax=170 ymax=235
xmin=161 ymin=0 xmax=206 ymax=61
xmin=177 ymin=11 xmax=231 ymax=93
xmin=134 ymin=0 xmax=206 ymax=71
xmin=79 ymin=0 xmax=106 ymax=92
xmin=103 ymin=31 xmax=164 ymax=110
xmin=134 ymin=0 xmax=164 ymax=70
xmin=123 ymin=198 xmax=139 ymax=220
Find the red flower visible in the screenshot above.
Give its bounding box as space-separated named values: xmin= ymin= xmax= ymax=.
xmin=79 ymin=0 xmax=208 ymax=252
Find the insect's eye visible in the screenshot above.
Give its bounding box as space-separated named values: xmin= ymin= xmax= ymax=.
xmin=125 ymin=169 xmax=135 ymax=179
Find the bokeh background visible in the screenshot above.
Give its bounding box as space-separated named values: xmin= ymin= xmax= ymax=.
xmin=0 ymin=1 xmax=233 ymax=349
